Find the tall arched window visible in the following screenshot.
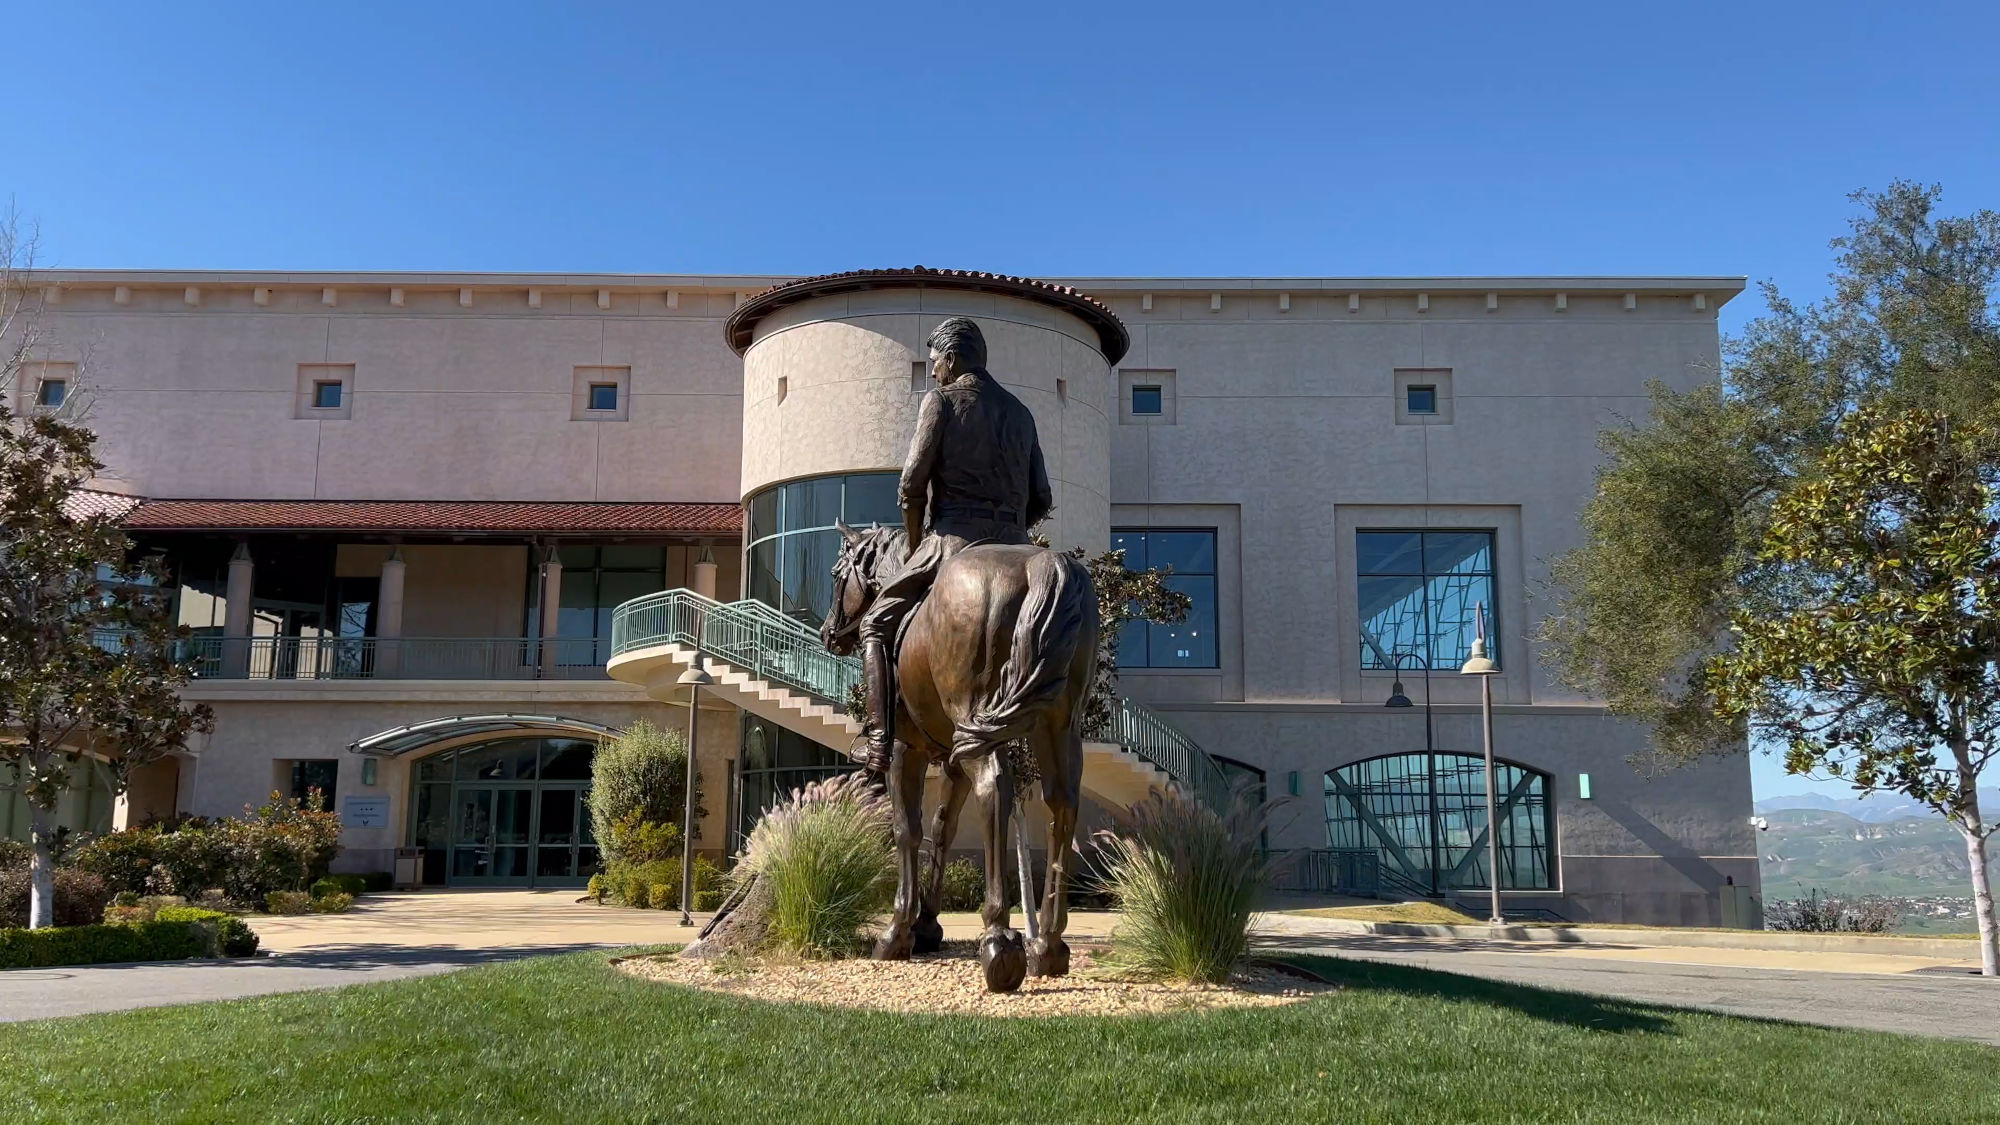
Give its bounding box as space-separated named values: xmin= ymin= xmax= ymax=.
xmin=1324 ymin=753 xmax=1552 ymax=893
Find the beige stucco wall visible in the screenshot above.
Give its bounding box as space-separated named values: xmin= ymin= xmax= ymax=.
xmin=29 ymin=284 xmax=751 ymax=504
xmin=738 ymin=288 xmax=1113 ymax=553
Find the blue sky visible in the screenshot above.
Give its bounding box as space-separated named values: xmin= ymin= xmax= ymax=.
xmin=9 ymin=1 xmax=1996 ymax=796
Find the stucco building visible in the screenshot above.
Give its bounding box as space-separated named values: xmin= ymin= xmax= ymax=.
xmin=5 ymin=266 xmax=1759 ymax=925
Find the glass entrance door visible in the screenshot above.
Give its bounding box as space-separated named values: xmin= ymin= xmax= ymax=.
xmin=410 ymin=736 xmax=600 ymax=888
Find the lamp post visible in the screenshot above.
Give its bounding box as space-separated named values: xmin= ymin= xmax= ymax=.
xmin=676 ymin=655 xmax=713 ymax=927
xmin=1458 ymin=602 xmax=1502 ymax=929
xmin=1383 ymin=650 xmax=1440 ymax=895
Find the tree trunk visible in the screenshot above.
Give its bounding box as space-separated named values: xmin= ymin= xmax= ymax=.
xmin=28 ymin=803 xmax=56 ymax=930
xmin=1964 ymin=828 xmax=1998 ymax=977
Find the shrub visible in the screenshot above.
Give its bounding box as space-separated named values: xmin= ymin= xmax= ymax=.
xmin=622 ymin=878 xmax=650 ymax=909
xmin=588 ymin=720 xmax=702 ymax=868
xmin=310 ymin=892 xmax=355 ymax=914
xmin=139 ymin=894 xmax=188 ymax=915
xmin=68 ymin=830 xmax=162 ymax=897
xmin=693 ymin=857 xmax=724 ymax=911
xmin=0 ymin=839 xmax=29 ymax=871
xmin=938 ymin=857 xmax=985 ymax=912
xmin=264 ymin=890 xmax=313 ymax=915
xmin=1768 ymin=889 xmax=1901 ymax=933
xmin=1093 ymin=786 xmax=1274 ymax=984
xmin=0 ymin=919 xmax=208 ymax=969
xmin=0 ymin=867 xmax=110 ymax=928
xmin=155 ymin=906 xmax=261 ymax=957
xmin=585 ymin=873 xmax=607 ymax=902
xmin=648 ymin=883 xmax=674 ymax=911
xmin=150 ymin=826 xmax=229 ymax=899
xmin=103 ymin=904 xmax=151 ymax=925
xmin=217 ymin=793 xmax=344 ymax=905
xmin=311 ymin=874 xmax=369 ymax=899
xmin=737 ymin=773 xmax=893 ymax=958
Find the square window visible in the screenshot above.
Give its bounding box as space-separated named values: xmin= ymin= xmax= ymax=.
xmin=312 ymin=381 xmax=343 ymax=409
xmin=1109 ymin=528 xmax=1219 ymax=669
xmin=1132 ymin=385 xmax=1163 ymax=415
xmin=1356 ymin=529 xmax=1498 ymax=671
xmin=1407 ymin=385 xmax=1437 ymax=415
xmin=588 ymin=383 xmax=619 ymax=411
xmin=35 ymin=379 xmax=66 ymax=408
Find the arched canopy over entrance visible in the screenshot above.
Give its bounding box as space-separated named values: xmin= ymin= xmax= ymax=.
xmin=349 ymin=715 xmax=622 ymax=889
xmin=1325 ymin=752 xmax=1553 ymax=895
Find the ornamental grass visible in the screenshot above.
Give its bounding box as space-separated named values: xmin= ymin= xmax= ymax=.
xmin=1095 ymin=785 xmax=1275 ymax=984
xmin=735 ymin=773 xmax=894 ymax=959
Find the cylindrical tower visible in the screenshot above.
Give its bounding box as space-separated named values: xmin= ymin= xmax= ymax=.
xmin=726 ymin=268 xmax=1124 ymax=620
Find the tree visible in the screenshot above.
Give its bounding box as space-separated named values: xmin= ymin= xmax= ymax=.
xmin=1065 ymin=545 xmax=1191 ymax=739
xmin=0 ymin=213 xmax=213 ymax=927
xmin=1705 ymin=407 xmax=2000 ymax=973
xmin=1540 ymin=182 xmax=2000 ymax=967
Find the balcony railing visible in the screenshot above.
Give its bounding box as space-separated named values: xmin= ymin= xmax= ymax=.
xmin=178 ymin=636 xmax=611 ymax=681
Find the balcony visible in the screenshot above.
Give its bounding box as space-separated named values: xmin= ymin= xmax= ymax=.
xmin=180 ymin=636 xmax=610 ymax=681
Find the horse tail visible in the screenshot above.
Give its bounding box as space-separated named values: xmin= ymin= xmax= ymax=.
xmin=960 ymin=550 xmax=1095 ymax=751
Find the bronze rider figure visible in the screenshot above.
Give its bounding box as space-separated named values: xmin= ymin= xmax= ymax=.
xmin=857 ymin=316 xmax=1053 ymax=770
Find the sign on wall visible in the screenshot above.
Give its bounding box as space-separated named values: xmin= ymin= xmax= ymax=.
xmin=342 ymin=796 xmax=391 ymax=829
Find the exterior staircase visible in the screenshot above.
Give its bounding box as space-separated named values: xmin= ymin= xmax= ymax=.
xmin=607 ymin=589 xmax=1230 ymax=811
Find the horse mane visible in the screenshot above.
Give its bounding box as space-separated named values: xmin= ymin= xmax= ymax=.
xmin=844 ymin=524 xmax=908 ymax=586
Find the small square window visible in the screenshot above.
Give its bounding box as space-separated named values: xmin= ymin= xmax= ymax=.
xmin=1407 ymin=385 xmax=1438 ymax=415
xmin=312 ymin=381 xmax=343 ymax=409
xmin=35 ymin=379 xmax=66 ymax=408
xmin=588 ymin=383 xmax=619 ymax=411
xmin=1132 ymin=385 xmax=1163 ymax=415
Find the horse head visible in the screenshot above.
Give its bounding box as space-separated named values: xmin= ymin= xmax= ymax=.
xmin=820 ymin=521 xmax=900 ymax=656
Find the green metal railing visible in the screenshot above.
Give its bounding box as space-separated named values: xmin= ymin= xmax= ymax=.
xmin=610 ymin=589 xmax=862 ymax=707
xmin=610 ymin=587 xmax=1230 ymax=808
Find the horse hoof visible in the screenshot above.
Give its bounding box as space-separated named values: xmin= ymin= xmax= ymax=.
xmin=1028 ymin=937 xmax=1070 ymax=978
xmin=873 ymin=930 xmax=914 ymax=961
xmin=912 ymin=911 xmax=944 ymax=955
xmin=979 ymin=931 xmax=1027 ymax=993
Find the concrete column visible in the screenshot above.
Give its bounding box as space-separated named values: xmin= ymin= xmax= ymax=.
xmin=222 ymin=540 xmax=253 ymax=677
xmin=376 ymin=547 xmax=406 ymax=676
xmin=693 ymin=544 xmax=718 ymax=600
xmin=537 ymin=545 xmax=563 ymax=676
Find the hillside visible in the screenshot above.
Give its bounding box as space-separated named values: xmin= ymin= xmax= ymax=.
xmin=1758 ymin=808 xmax=1992 ymax=899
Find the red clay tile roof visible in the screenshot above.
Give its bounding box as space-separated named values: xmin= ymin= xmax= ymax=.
xmin=65 ymin=488 xmax=145 ymax=522
xmin=123 ymin=499 xmax=741 ymax=535
xmin=725 ymin=266 xmax=1130 ymax=364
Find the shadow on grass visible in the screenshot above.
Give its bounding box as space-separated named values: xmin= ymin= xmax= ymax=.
xmin=1276 ymin=952 xmax=1679 ymax=1035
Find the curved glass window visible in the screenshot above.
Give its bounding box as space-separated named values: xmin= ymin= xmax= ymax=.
xmin=1325 ymin=752 xmax=1551 ymax=892
xmin=735 ymin=715 xmax=853 ymax=849
xmin=745 ymin=472 xmax=902 ymax=623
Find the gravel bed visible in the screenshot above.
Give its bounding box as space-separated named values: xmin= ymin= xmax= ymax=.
xmin=615 ymin=942 xmax=1337 ymax=1017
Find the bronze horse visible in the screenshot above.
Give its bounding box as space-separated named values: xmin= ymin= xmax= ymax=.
xmin=821 ymin=523 xmax=1098 ymax=992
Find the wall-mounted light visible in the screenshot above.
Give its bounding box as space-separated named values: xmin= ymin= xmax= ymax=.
xmin=361 ymin=758 xmax=378 ymax=787
xmin=1578 ymin=773 xmax=1591 ymax=799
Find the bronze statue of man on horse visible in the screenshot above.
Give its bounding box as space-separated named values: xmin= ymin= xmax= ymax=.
xmin=819 ymin=317 xmax=1099 ymax=993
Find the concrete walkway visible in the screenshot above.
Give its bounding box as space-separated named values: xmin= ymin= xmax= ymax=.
xmin=1256 ymin=915 xmax=2000 ymax=1046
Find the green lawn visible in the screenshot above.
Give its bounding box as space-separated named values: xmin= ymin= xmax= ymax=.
xmin=2 ymin=950 xmax=1995 ymax=1123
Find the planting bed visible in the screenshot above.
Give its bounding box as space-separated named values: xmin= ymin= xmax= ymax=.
xmin=615 ymin=941 xmax=1334 ymax=1017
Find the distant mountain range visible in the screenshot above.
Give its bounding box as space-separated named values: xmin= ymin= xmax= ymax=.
xmin=1758 ymin=806 xmax=1994 ymax=899
xmin=1753 ymin=789 xmax=2000 ymax=824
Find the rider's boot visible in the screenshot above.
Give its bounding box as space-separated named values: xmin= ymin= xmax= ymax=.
xmin=863 ymin=637 xmax=895 ymax=774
